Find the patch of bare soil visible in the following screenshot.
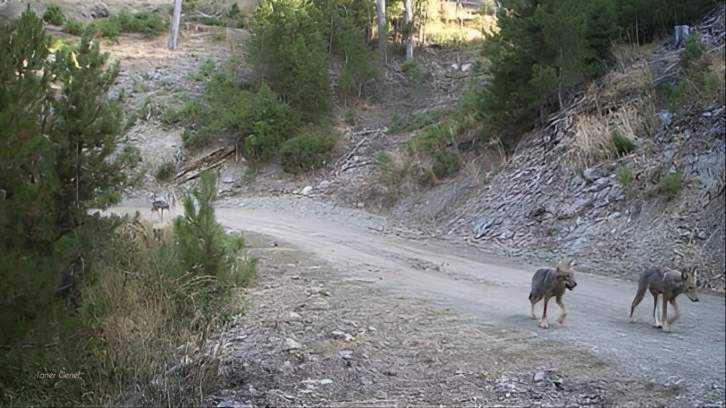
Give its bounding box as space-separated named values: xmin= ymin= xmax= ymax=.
xmin=204 ymin=232 xmax=680 ymax=407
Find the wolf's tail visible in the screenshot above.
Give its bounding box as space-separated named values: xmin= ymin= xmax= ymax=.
xmin=528 ymin=269 xmax=547 ymax=300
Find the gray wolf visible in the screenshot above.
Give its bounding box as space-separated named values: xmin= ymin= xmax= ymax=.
xmin=529 ymin=260 xmax=578 ymax=329
xmin=629 ymin=266 xmax=699 ymax=333
xmin=151 ymin=197 xmax=170 ymax=221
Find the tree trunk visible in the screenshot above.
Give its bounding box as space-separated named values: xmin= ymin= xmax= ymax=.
xmin=674 ymin=25 xmax=690 ymax=49
xmin=376 ymin=0 xmax=387 ymax=63
xmin=168 ymin=0 xmax=183 ymax=50
xmin=404 ymin=0 xmax=413 ymax=60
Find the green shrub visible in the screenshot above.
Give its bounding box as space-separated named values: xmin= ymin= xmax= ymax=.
xmin=201 ymin=16 xmax=226 ymax=26
xmin=42 ymin=4 xmax=65 ymax=26
xmin=181 ymin=129 xmax=205 ymax=150
xmin=88 ymin=11 xmax=167 ymax=40
xmin=660 ymin=172 xmax=683 ymax=199
xmin=62 ymin=17 xmax=85 ymax=35
xmin=344 ymin=108 xmax=357 ymax=125
xmin=156 ymin=162 xmax=175 ymax=181
xmin=389 ymin=108 xmax=450 ymax=134
xmin=373 ymin=151 xmax=392 ymax=173
xmin=280 ymin=127 xmax=341 ymax=174
xmin=88 ymin=17 xmax=120 ymax=40
xmin=615 ymin=167 xmax=631 ymax=187
xmin=162 ymin=97 xmax=205 ymax=128
xmin=611 ymin=130 xmax=635 ymax=156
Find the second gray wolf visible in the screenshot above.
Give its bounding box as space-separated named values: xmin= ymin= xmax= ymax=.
xmin=629 ymin=266 xmax=699 ymax=333
xmin=529 ymin=260 xmax=578 ymax=329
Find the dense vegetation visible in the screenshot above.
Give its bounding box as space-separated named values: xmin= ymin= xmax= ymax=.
xmin=163 ymin=0 xmax=384 ymax=173
xmin=393 ymin=0 xmax=720 ymax=180
xmin=173 ymin=0 xmax=718 ymax=181
xmin=468 ymin=0 xmax=720 ymax=150
xmin=1 ymin=10 xmax=254 ymax=406
xmin=41 ymin=5 xmax=168 ymax=40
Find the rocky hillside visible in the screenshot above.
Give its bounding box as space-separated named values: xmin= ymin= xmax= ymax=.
xmin=392 ymin=6 xmax=726 ymax=292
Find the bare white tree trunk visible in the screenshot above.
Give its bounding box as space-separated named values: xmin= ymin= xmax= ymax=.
xmin=376 ymin=0 xmax=387 ymax=63
xmin=404 ymin=0 xmax=413 ymax=61
xmin=168 ymin=0 xmax=183 ymax=50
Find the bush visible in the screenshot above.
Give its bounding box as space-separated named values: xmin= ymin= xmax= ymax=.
xmin=615 ymin=167 xmax=631 ymax=187
xmin=42 ymin=4 xmax=65 ymax=25
xmin=373 ymin=151 xmax=392 ymax=173
xmin=88 ymin=11 xmax=167 ymax=40
xmin=280 ymin=127 xmax=341 ymax=174
xmin=611 ymin=130 xmax=635 ymax=156
xmin=155 ymin=162 xmax=175 ymax=181
xmin=162 ymin=97 xmax=205 ymax=129
xmin=389 ymin=108 xmax=450 ymax=134
xmin=660 ymin=172 xmax=683 ymax=199
xmin=62 ymin=17 xmax=85 ymax=35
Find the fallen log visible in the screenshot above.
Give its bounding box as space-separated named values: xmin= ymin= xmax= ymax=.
xmin=174 ymin=146 xmax=235 ymax=184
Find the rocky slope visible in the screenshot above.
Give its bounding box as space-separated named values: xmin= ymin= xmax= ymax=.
xmin=391 ymin=8 xmax=726 ymax=292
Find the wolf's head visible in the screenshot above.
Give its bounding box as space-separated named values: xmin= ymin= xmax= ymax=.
xmin=681 ymin=267 xmax=699 ymax=302
xmin=556 ymin=259 xmax=577 ymax=291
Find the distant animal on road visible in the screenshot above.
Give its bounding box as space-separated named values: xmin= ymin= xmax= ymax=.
xmin=629 ymin=266 xmax=699 ymax=333
xmin=529 ymin=260 xmax=578 ymax=329
xmin=151 ymin=196 xmax=170 ymax=221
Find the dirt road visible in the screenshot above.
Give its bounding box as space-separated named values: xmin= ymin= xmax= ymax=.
xmin=111 ymin=200 xmax=726 ymax=404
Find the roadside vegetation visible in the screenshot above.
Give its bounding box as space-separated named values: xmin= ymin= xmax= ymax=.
xmin=367 ymin=0 xmax=722 ymax=198
xmin=1 ymin=10 xmax=255 ymax=406
xmin=40 ymin=4 xmax=168 ymax=40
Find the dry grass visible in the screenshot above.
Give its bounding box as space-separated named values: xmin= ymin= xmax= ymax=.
xmin=87 ymin=217 xmax=224 ymax=406
xmin=569 ymin=51 xmax=658 ymax=168
xmin=460 ymin=144 xmax=506 ymax=187
xmin=1 ymin=214 xmax=246 ymax=407
xmin=360 ymin=150 xmax=425 ymax=208
xmin=598 ymin=57 xmax=654 ymax=105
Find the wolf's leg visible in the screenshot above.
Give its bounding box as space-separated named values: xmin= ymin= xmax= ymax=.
xmin=667 ymin=297 xmax=680 ymax=325
xmin=630 ymin=289 xmax=646 ymax=322
xmin=530 ymin=295 xmax=542 ymax=320
xmin=539 ymin=296 xmax=550 ymax=329
xmin=652 ymin=293 xmax=662 ymax=328
xmin=661 ymin=294 xmax=671 ymax=333
xmin=556 ymin=295 xmax=568 ymax=326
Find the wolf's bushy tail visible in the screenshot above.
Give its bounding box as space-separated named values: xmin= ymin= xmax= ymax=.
xmin=528 ymin=268 xmax=547 ymax=300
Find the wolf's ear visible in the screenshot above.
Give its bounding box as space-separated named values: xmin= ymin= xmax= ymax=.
xmin=681 ymin=269 xmax=689 ymax=280
xmin=568 ymin=258 xmax=576 ymax=267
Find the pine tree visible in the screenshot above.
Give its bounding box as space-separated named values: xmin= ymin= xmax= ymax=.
xmin=173 ymin=171 xmax=246 ymax=279
xmin=248 ymin=0 xmax=331 ymax=122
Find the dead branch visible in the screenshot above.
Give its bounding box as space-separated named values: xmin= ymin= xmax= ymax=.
xmin=341 ymin=161 xmax=372 ymax=172
xmin=174 ymin=146 xmax=235 ymax=184
xmin=0 ymin=342 xmax=59 ymax=349
xmin=338 ymin=137 xmax=369 ymax=166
